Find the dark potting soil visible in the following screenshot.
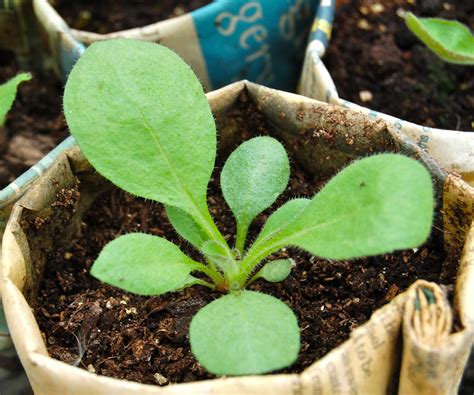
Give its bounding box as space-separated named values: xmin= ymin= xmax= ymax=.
xmin=0 ymin=50 xmax=68 ymax=189
xmin=51 ymin=0 xmax=212 ymax=34
xmin=31 ymin=96 xmax=458 ymax=387
xmin=325 ymin=0 xmax=474 ymax=131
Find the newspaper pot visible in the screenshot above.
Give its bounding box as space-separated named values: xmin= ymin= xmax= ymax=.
xmin=2 ymin=81 xmax=474 ymax=394
xmin=298 ymin=2 xmax=474 ymax=187
xmin=32 ymin=0 xmax=316 ymax=91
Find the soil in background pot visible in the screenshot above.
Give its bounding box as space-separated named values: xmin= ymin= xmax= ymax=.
xmin=0 ymin=50 xmax=68 ymax=189
xmin=50 ymin=0 xmax=213 ymax=34
xmin=29 ymin=95 xmax=457 ymax=386
xmin=325 ymin=0 xmax=474 ymax=131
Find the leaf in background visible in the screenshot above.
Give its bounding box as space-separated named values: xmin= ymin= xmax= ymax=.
xmin=64 ymin=39 xmax=216 ymax=214
xmin=221 ymin=137 xmax=290 ymax=250
xmin=165 ymin=205 xmax=209 ymax=249
xmin=91 ymin=233 xmax=199 ymax=296
xmin=273 ymin=154 xmax=434 ymax=259
xmin=405 ymin=12 xmax=474 ymax=65
xmin=0 ymin=72 xmax=31 ymax=125
xmin=190 ymin=291 xmax=300 ymax=375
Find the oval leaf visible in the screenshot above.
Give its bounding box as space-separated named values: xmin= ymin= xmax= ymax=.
xmin=0 ymin=72 xmax=32 ymax=125
xmin=64 ymin=39 xmax=216 ymax=213
xmin=274 ymin=154 xmax=434 ymax=259
xmin=405 ymin=12 xmax=474 ymax=65
xmin=221 ymin=136 xmax=290 ymax=232
xmin=91 ymin=233 xmax=198 ymax=296
xmin=190 ymin=291 xmax=300 ymax=375
xmin=165 ymin=205 xmax=209 ymax=249
xmin=256 ymin=259 xmax=294 ymax=283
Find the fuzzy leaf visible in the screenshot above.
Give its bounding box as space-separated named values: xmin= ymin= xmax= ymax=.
xmin=0 ymin=72 xmax=31 ymax=125
xmin=91 ymin=233 xmax=199 ymax=296
xmin=190 ymin=291 xmax=299 ymax=375
xmin=255 ymin=259 xmax=294 ymax=283
xmin=405 ymin=13 xmax=474 ymax=65
xmin=64 ymin=39 xmax=216 ymax=214
xmin=165 ymin=205 xmax=208 ymax=249
xmin=254 ymin=198 xmax=310 ymax=246
xmin=221 ymin=137 xmax=290 ymax=242
xmin=272 ymin=154 xmax=434 ymax=259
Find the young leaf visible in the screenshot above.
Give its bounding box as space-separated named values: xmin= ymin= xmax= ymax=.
xmin=64 ymin=39 xmax=216 ymax=214
xmin=257 ymin=154 xmax=434 ymax=260
xmin=0 ymin=72 xmax=32 ymax=126
xmin=253 ymin=259 xmax=294 ymax=283
xmin=91 ymin=233 xmax=200 ymax=296
xmin=221 ymin=137 xmax=290 ymax=251
xmin=190 ymin=291 xmax=300 ymax=375
xmin=254 ymin=198 xmax=310 ymax=247
xmin=405 ymin=12 xmax=474 ymax=65
xmin=165 ymin=205 xmax=209 ymax=249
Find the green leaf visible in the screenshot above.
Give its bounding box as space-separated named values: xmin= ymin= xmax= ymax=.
xmin=165 ymin=205 xmax=208 ymax=249
xmin=64 ymin=39 xmax=216 ymax=214
xmin=254 ymin=259 xmax=294 ymax=283
xmin=405 ymin=12 xmax=474 ymax=65
xmin=91 ymin=233 xmax=199 ymax=296
xmin=272 ymin=154 xmax=434 ymax=260
xmin=254 ymin=198 xmax=310 ymax=246
xmin=190 ymin=291 xmax=300 ymax=375
xmin=0 ymin=72 xmax=32 ymax=125
xmin=221 ymin=137 xmax=290 ymax=251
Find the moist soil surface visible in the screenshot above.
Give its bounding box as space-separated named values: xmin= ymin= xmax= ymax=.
xmin=0 ymin=50 xmax=68 ymax=189
xmin=325 ymin=0 xmax=474 ymax=131
xmin=32 ymin=96 xmax=457 ymax=387
xmin=51 ymin=0 xmax=212 ymax=33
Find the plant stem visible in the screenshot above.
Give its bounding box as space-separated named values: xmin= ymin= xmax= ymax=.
xmin=195 ymin=204 xmax=230 ymax=252
xmin=191 ymin=278 xmax=216 ymax=290
xmin=193 ymin=261 xmax=224 ymax=286
xmin=192 ymin=202 xmax=237 ymax=287
xmin=235 ymin=222 xmax=249 ymax=256
xmin=234 ymin=240 xmax=283 ymax=287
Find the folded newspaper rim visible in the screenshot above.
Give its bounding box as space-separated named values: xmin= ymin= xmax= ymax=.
xmin=2 ymin=81 xmax=474 ymax=394
xmin=32 ymin=0 xmax=317 ymax=91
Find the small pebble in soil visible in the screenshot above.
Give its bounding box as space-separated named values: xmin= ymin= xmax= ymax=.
xmin=359 ymin=90 xmax=373 ymax=102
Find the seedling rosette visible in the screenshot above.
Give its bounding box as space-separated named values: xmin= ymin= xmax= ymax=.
xmin=63 ymin=39 xmax=434 ymax=376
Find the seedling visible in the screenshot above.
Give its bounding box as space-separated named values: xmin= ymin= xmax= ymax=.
xmin=0 ymin=72 xmax=31 ymax=126
xmin=64 ymin=39 xmax=434 ymax=376
xmin=404 ymin=12 xmax=474 ymax=65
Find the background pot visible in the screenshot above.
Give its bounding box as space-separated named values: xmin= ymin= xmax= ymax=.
xmin=2 ymin=81 xmax=474 ymax=394
xmin=0 ymin=0 xmax=325 ymax=224
xmin=33 ymin=0 xmax=317 ymax=92
xmin=298 ymin=1 xmax=474 ymax=187
xmin=0 ymin=0 xmax=43 ymax=71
